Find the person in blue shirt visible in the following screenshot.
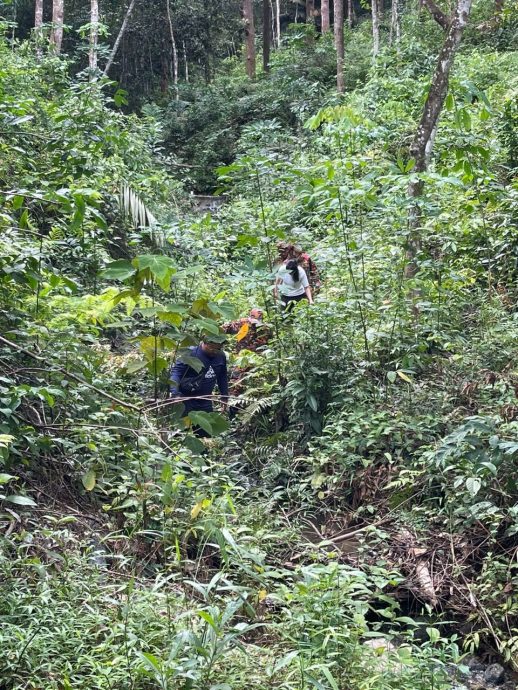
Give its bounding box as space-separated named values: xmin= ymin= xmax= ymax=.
xmin=170 ymin=337 xmax=229 ymax=420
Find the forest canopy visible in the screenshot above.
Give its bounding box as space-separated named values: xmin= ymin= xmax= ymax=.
xmin=0 ymin=1 xmax=518 ymax=689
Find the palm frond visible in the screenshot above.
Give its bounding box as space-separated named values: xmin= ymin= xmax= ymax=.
xmin=119 ymin=183 xmax=163 ymax=246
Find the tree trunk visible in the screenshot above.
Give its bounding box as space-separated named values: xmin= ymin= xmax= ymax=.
xmin=276 ymin=0 xmax=281 ymax=47
xmin=35 ymin=0 xmax=43 ymax=29
xmin=165 ymin=0 xmax=179 ymax=98
xmin=321 ymin=0 xmax=330 ymax=32
xmin=405 ymin=0 xmax=473 ymax=278
xmin=372 ymin=0 xmax=380 ymax=57
xmin=89 ymin=0 xmax=99 ymax=72
xmin=389 ymin=0 xmax=401 ymax=44
xmin=334 ymin=0 xmax=345 ymax=93
xmin=263 ymin=0 xmax=272 ymax=71
xmin=347 ymin=0 xmax=355 ymax=28
xmin=243 ymin=0 xmax=256 ymax=79
xmin=104 ymin=0 xmax=137 ymax=75
xmin=306 ymin=0 xmax=315 ymax=23
xmin=183 ymin=40 xmax=189 ymax=82
xmin=49 ymin=0 xmax=64 ymax=54
xmin=495 ymin=0 xmax=504 ymax=11
xmin=34 ymin=0 xmax=44 ymax=56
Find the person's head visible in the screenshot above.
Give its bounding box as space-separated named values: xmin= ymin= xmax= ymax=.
xmin=285 ymin=259 xmax=300 ymax=282
xmin=249 ymin=308 xmax=264 ymax=323
xmin=201 ymin=336 xmax=226 ymax=357
xmin=277 ymin=241 xmax=294 ymax=262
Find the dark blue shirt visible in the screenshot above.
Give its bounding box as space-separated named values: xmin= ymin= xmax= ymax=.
xmin=170 ymin=345 xmax=229 ymax=412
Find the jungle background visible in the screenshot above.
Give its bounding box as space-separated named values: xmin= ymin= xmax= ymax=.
xmin=0 ymin=0 xmax=518 ymax=688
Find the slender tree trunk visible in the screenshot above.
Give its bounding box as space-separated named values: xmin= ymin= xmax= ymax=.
xmin=183 ymin=40 xmax=189 ymax=82
xmin=263 ymin=0 xmax=272 ymax=71
xmin=306 ymin=0 xmax=315 ymax=23
xmin=405 ymin=0 xmax=473 ymax=278
xmin=49 ymin=0 xmax=64 ymax=54
xmin=334 ymin=0 xmax=345 ymax=93
xmin=276 ymin=0 xmax=281 ymax=47
xmin=165 ymin=0 xmax=179 ymax=98
xmin=34 ymin=0 xmax=44 ymax=56
xmin=495 ymin=0 xmax=504 ymax=11
xmin=321 ymin=0 xmax=330 ymax=32
xmin=347 ymin=0 xmax=355 ymax=28
xmin=372 ymin=0 xmax=380 ymax=57
xmin=389 ymin=0 xmax=401 ymax=44
xmin=243 ymin=0 xmax=256 ymax=79
xmin=104 ymin=0 xmax=137 ymax=76
xmin=89 ymin=0 xmax=99 ymax=72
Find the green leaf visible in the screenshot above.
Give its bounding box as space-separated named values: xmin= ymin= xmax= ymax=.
xmin=82 ymin=469 xmax=96 ymax=492
xmin=135 ymin=255 xmax=176 ymax=285
xmin=5 ymin=494 xmax=36 ymax=507
xmin=321 ymin=667 xmax=339 ymax=690
xmin=465 ymin=477 xmax=481 ymax=497
xmin=198 ymin=609 xmax=217 ymax=629
xmin=0 ymin=473 xmax=16 ymax=485
xmin=387 ymin=371 xmax=396 ymax=383
xmin=188 ymin=411 xmax=213 ymax=435
xmin=426 ymin=627 xmax=441 ymax=643
xmin=183 ymin=435 xmax=206 ymax=454
xmin=139 ymin=652 xmax=161 ymax=672
xmin=103 ymin=260 xmax=136 ymax=281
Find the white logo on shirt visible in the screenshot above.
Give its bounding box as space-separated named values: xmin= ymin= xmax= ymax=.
xmin=205 ymin=366 xmax=216 ymax=379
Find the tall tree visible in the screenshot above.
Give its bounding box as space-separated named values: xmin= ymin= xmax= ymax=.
xmin=104 ymin=0 xmax=137 ymax=76
xmin=263 ymin=0 xmax=272 ymax=71
xmin=89 ymin=0 xmax=99 ymax=71
xmin=389 ymin=0 xmax=401 ymax=44
xmin=372 ymin=0 xmax=380 ymax=57
xmin=321 ymin=0 xmax=330 ymax=32
xmin=243 ymin=0 xmax=256 ymax=79
xmin=34 ymin=0 xmax=43 ymax=31
xmin=276 ymin=0 xmax=281 ymax=47
xmin=49 ymin=0 xmax=64 ymax=54
xmin=347 ymin=0 xmax=355 ymax=28
xmin=334 ymin=0 xmax=344 ymax=93
xmin=306 ymin=0 xmax=315 ymax=23
xmin=405 ymin=0 xmax=473 ymax=277
xmin=34 ymin=0 xmax=44 ymax=55
xmin=165 ymin=0 xmax=179 ymax=98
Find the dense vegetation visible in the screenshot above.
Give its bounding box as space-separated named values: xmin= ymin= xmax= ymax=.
xmin=1 ymin=1 xmax=518 ymax=689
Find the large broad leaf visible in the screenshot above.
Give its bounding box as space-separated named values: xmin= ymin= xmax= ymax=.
xmin=183 ymin=435 xmax=205 ymax=454
xmin=179 ymin=353 xmax=204 ymax=373
xmin=187 ymin=411 xmax=213 ymax=435
xmin=134 ymin=255 xmax=176 ymax=290
xmin=103 ymin=260 xmax=136 ymax=281
xmin=205 ymin=412 xmax=230 ymax=436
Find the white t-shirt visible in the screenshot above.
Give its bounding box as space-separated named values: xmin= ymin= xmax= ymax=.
xmin=277 ymin=265 xmax=309 ymax=297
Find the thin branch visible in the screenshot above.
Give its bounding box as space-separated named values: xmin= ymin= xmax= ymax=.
xmin=0 ymin=335 xmax=140 ymax=412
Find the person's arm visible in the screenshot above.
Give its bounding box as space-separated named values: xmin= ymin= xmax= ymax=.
xmin=300 ymin=268 xmax=313 ymax=305
xmin=169 ymin=359 xmax=187 ymax=396
xmin=216 ymin=357 xmax=229 ymax=410
xmin=274 ymin=276 xmax=282 ymax=300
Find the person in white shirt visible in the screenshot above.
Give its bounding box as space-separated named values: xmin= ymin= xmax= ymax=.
xmin=274 ymin=259 xmax=314 ymax=311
